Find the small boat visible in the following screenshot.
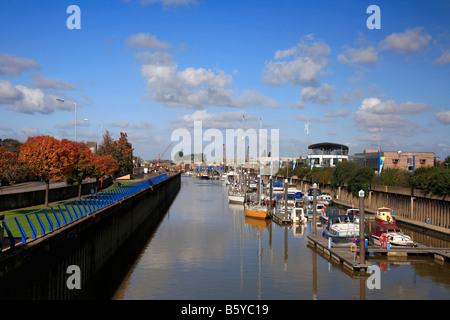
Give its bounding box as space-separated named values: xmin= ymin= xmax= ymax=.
xmin=200 ymin=171 xmax=210 ymax=179
xmin=318 ymin=192 xmax=333 ymax=206
xmin=273 ymin=180 xmax=284 ymax=193
xmin=373 ymin=207 xmax=416 ymax=247
xmin=293 ymin=207 xmax=306 ymax=223
xmin=372 ymin=229 xmax=417 ymax=247
xmin=227 ymin=186 xmax=247 ymax=204
xmin=244 ymin=203 xmax=270 ymax=220
xmin=375 ymin=207 xmax=395 ymax=224
xmin=322 ymin=215 xmax=363 ymax=244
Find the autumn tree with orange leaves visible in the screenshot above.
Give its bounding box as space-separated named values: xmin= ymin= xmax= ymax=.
xmin=92 ymin=154 xmax=119 ymax=192
xmin=66 ymin=141 xmax=98 ymax=197
xmin=19 ymin=136 xmax=79 ymax=206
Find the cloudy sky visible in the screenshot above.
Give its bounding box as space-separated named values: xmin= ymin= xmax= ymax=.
xmin=1 ymin=0 xmax=449 ymax=161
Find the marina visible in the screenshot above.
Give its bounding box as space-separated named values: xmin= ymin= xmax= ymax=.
xmin=113 ymin=174 xmax=450 ymax=300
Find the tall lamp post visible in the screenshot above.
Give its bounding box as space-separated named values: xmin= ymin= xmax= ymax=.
xmin=312 ymin=182 xmax=317 ymax=236
xmin=358 ymin=189 xmax=365 ymax=265
xmin=57 ymin=98 xmax=78 ymax=141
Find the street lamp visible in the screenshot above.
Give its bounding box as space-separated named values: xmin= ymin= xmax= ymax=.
xmin=83 ymin=118 xmax=103 ymax=140
xmin=358 ymin=189 xmax=365 ymax=265
xmin=57 ymin=98 xmax=78 ymax=141
xmin=312 ymin=182 xmax=317 ymax=236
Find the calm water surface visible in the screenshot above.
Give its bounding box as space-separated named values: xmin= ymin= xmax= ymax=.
xmin=112 ymin=175 xmax=450 ymax=300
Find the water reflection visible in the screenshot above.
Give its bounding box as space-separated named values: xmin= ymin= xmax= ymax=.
xmin=113 ymin=175 xmax=450 ymax=300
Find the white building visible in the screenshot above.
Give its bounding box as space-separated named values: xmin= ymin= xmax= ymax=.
xmin=307 ymin=142 xmax=349 ymax=168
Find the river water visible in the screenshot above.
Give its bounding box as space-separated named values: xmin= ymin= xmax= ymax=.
xmin=112 ymin=175 xmax=450 ymax=300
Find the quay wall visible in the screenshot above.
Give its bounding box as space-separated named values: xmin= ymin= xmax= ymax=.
xmin=269 ymin=176 xmax=450 ymax=231
xmin=0 ymin=173 xmax=181 ymax=299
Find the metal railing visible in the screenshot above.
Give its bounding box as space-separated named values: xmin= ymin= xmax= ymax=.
xmin=1 ymin=174 xmax=168 ymax=253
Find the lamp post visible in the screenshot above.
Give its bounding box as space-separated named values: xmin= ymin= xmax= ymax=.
xmin=312 ymin=182 xmax=317 ymax=236
xmin=83 ymin=118 xmax=103 ymax=141
xmin=359 ymin=189 xmax=365 ymax=265
xmin=57 ymin=98 xmax=78 ymax=141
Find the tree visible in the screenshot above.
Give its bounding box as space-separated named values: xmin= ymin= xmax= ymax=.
xmin=443 ymin=156 xmax=450 ymax=169
xmin=92 ymin=154 xmax=119 ymax=192
xmin=66 ymin=141 xmax=96 ymax=198
xmin=330 ymin=161 xmax=359 ymax=190
xmin=0 ymin=147 xmax=28 ymax=185
xmin=347 ymin=167 xmax=374 ymax=197
xmin=98 ymin=131 xmax=134 ymax=174
xmin=19 ymin=136 xmax=77 ymax=206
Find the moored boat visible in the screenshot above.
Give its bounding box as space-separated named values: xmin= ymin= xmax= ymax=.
xmin=322 ymin=214 xmax=362 ymax=244
xmin=373 ymin=207 xmax=416 ymax=247
xmin=244 ymin=203 xmax=270 ymax=220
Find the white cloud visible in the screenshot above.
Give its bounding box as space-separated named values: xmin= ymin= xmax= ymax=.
xmin=325 ymin=108 xmax=349 ymax=118
xmin=0 ymin=80 xmax=72 ymax=114
xmin=171 ymin=110 xmax=252 ymax=129
xmin=338 ymin=46 xmax=377 ymax=66
xmin=262 ymin=36 xmax=330 ymax=87
xmin=125 ymin=33 xmax=172 ymax=50
xmin=21 ymin=126 xmax=41 ymax=136
xmin=0 ymin=79 xmax=23 ymax=104
xmin=296 ymin=114 xmax=335 ymax=123
xmin=138 ymin=50 xmax=278 ymax=109
xmin=30 ymin=73 xmax=76 ymax=91
xmin=353 ymin=97 xmax=432 ymax=134
xmin=380 ymin=27 xmax=431 ymax=55
xmin=434 ymin=109 xmax=450 ymax=125
xmin=300 ymin=83 xmax=335 ymax=106
xmin=434 ymin=50 xmax=450 ymax=65
xmin=0 ymin=53 xmax=40 ymax=76
xmin=110 ymin=120 xmax=154 ymax=130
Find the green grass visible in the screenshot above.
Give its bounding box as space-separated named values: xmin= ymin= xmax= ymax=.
xmin=1 ymin=180 xmax=138 ymax=243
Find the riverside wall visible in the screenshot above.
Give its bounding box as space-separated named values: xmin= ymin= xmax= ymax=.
xmin=271 ymin=176 xmax=450 ymax=231
xmin=0 ymin=172 xmax=181 ymax=299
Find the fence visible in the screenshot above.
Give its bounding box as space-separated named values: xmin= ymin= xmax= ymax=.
xmin=1 ymin=174 xmax=168 ymax=253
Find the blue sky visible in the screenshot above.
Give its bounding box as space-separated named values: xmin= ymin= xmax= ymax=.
xmin=1 ymin=0 xmax=449 ymax=161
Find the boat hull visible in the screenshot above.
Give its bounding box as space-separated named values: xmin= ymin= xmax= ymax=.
xmin=244 ymin=205 xmax=270 ymax=220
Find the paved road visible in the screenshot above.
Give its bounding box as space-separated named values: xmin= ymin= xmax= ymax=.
xmin=0 ymin=179 xmax=96 ymax=195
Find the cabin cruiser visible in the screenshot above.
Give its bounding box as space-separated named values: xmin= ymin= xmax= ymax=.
xmin=373 ymin=207 xmax=417 ymax=247
xmin=322 ymin=215 xmax=362 ymax=244
xmin=318 ymin=192 xmax=333 ymax=206
xmin=272 ymin=180 xmax=284 ymax=193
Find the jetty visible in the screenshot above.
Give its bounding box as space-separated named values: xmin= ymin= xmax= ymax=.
xmin=307 ymin=234 xmax=450 ymax=273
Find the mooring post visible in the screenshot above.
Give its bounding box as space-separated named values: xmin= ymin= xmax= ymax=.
xmin=313 ymin=183 xmax=317 ymax=236
xmin=359 ymin=190 xmax=365 ymax=265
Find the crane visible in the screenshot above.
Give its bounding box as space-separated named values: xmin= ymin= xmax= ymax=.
xmin=158 ymin=143 xmax=172 ymax=167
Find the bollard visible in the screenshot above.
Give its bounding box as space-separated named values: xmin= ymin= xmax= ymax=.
xmin=328 ymin=237 xmax=332 ymax=249
xmin=386 ymin=242 xmax=391 ymax=250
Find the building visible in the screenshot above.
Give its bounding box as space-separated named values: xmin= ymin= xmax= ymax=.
xmin=307 ymin=142 xmax=349 ymax=168
xmin=86 ymin=141 xmax=97 ymax=154
xmin=352 ymin=149 xmax=435 ymax=173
